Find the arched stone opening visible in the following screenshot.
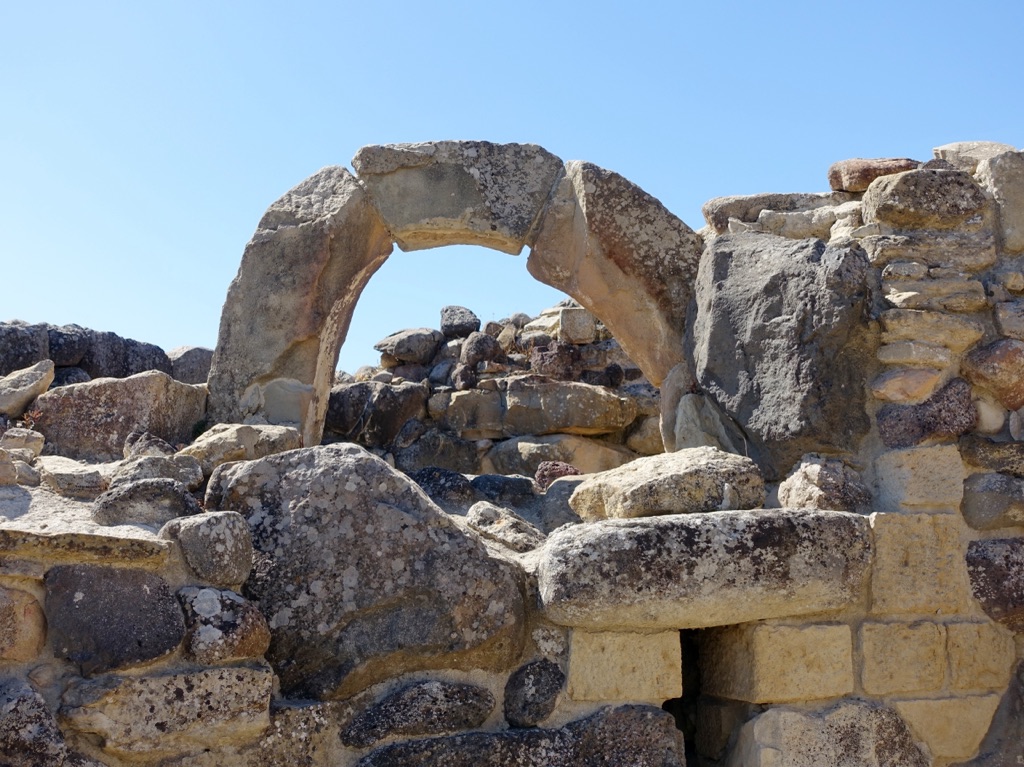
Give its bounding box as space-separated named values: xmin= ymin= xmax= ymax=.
xmin=207 ymin=141 xmax=704 ymax=446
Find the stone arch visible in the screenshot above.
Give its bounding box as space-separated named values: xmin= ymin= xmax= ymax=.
xmin=207 ymin=141 xmax=704 ymax=446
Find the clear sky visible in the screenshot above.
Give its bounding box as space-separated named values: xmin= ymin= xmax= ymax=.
xmin=3 ymin=1 xmax=1021 ymax=373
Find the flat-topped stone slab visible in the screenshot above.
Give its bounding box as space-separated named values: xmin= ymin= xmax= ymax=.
xmin=536 ymin=508 xmax=872 ymax=630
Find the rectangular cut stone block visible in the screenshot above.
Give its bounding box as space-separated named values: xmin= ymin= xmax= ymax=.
xmin=947 ymin=621 xmax=1016 ymax=691
xmin=870 ymin=513 xmax=970 ymax=615
xmin=874 ymin=444 xmax=965 ymax=511
xmin=558 ymin=307 xmax=597 ymax=345
xmin=538 ymin=510 xmax=873 ymax=630
xmin=701 ymin=622 xmax=853 ymax=703
xmin=859 ymin=621 xmax=945 ymax=695
xmin=894 ymin=696 xmax=1001 ymax=760
xmin=566 ymin=629 xmax=681 ymax=704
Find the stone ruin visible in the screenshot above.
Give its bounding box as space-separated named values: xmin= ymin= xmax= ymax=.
xmin=0 ymin=139 xmax=1023 ymax=766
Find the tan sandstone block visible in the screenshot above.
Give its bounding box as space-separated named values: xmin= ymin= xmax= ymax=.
xmin=894 ymin=695 xmax=1001 ymax=760
xmin=0 ymin=586 xmax=46 ymax=661
xmin=701 ymin=623 xmax=853 ymax=704
xmin=870 ymin=513 xmax=969 ymax=615
xmin=947 ymin=622 xmax=1016 ymax=692
xmin=874 ymin=445 xmax=965 ymax=511
xmin=859 ymin=622 xmax=945 ymax=695
xmin=567 ymin=630 xmax=681 ymax=704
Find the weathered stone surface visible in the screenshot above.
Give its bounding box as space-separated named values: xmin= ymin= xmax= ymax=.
xmin=0 ymin=586 xmax=45 ymax=661
xmin=179 ymin=586 xmax=271 ymax=664
xmin=877 ymin=377 xmax=977 ymax=448
xmin=179 ymin=422 xmax=301 ymax=478
xmin=485 ymin=434 xmax=636 ymax=477
xmin=440 ymin=305 xmax=481 ymax=339
xmin=702 ymin=622 xmax=853 ymax=703
xmin=881 ymin=308 xmax=984 ymax=352
xmin=78 ymin=331 xmax=172 ymax=379
xmin=504 ymin=658 xmax=565 ymax=728
xmin=895 ymin=696 xmax=1001 ymax=760
xmin=877 ymin=340 xmax=954 ymax=368
xmin=207 ymin=166 xmax=394 ymax=446
xmin=0 ymin=427 xmax=44 ymax=457
xmin=160 ymin=511 xmax=254 ymax=588
xmin=828 ymin=157 xmax=920 ymax=192
xmin=967 ymin=537 xmax=1024 ymax=631
xmin=341 ymin=680 xmax=495 ymax=748
xmin=353 ymin=141 xmax=564 ymax=254
xmin=625 ymin=415 xmax=664 ymax=455
xmin=964 ymin=339 xmax=1024 ymax=410
xmin=467 ymin=501 xmax=546 ymax=553
xmin=0 ymin=359 xmax=54 ymax=417
xmin=393 ymin=428 xmax=479 ymax=474
xmin=0 ymin=321 xmax=48 ymax=377
xmin=460 ymin=331 xmax=502 ymax=368
xmin=976 ymin=150 xmax=1024 ymax=254
xmin=995 ymin=299 xmax=1024 ymax=340
xmin=168 ymin=345 xmax=214 ymax=384
xmin=433 ymin=389 xmax=503 ymax=439
xmin=884 ymin=277 xmax=988 ymax=313
xmin=859 ymin=621 xmax=945 ymax=695
xmin=962 ymin=435 xmax=1024 ymax=476
xmin=92 ymin=477 xmax=201 ymax=527
xmin=567 ymin=630 xmax=681 ymax=704
xmin=864 ymin=231 xmax=997 ymax=272
xmin=358 ymin=704 xmax=684 ymax=767
xmin=557 ymin=306 xmax=597 ymax=344
xmin=502 ymin=378 xmax=637 ymax=437
xmin=32 ymin=370 xmax=206 ymax=462
xmin=863 ymin=168 xmax=990 ymax=229
xmin=777 ymin=454 xmax=871 ymax=512
xmin=952 ymin=661 xmax=1024 ymax=767
xmin=0 ymin=678 xmax=68 ymax=767
xmin=702 ymin=191 xmax=852 ymax=234
xmin=36 ymin=456 xmax=108 ymax=500
xmin=108 ymin=453 xmax=204 ymax=491
xmin=871 ymin=512 xmax=969 ymax=615
xmin=726 ymin=700 xmax=928 ymax=767
xmin=875 ymin=444 xmax=965 ymax=511
xmin=688 ymin=233 xmax=874 ymax=479
xmin=757 ymin=206 xmax=838 ymax=240
xmin=538 ymin=509 xmax=872 ymax=630
xmin=870 ymin=366 xmax=942 ymax=403
xmin=45 ymin=564 xmax=185 ymax=675
xmin=934 ymin=140 xmax=1017 ymax=173
xmin=374 ymin=328 xmax=444 ymax=365
xmin=535 ymin=460 xmax=582 ymax=490
xmin=0 ymin=450 xmax=15 ymax=486
xmin=324 ymin=380 xmax=428 ymax=448
xmin=50 ymin=366 xmax=90 ymax=388
xmin=569 ymin=447 xmax=764 ymax=520
xmin=206 ymin=444 xmax=524 ymax=699
xmin=60 ymin=665 xmax=273 ymax=760
xmin=528 ymin=160 xmax=703 ymax=385
xmin=663 ymin=392 xmax=742 ymax=455
xmin=409 ymin=467 xmax=481 ymax=514
xmin=947 ymin=622 xmax=1016 ymax=692
xmin=123 ymin=429 xmax=176 ymax=458
xmin=962 ymin=472 xmax=1024 ymax=530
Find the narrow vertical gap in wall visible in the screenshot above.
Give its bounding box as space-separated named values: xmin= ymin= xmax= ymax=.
xmin=663 ymin=629 xmax=701 ymax=763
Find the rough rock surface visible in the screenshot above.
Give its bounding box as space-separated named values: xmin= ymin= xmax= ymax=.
xmin=32 ymin=370 xmax=207 ymax=461
xmin=962 ymin=435 xmax=1024 ymax=477
xmin=0 ymin=359 xmax=54 ymax=417
xmin=0 ymin=678 xmax=68 ymax=767
xmin=160 ymin=511 xmax=254 ymax=588
xmin=963 ymin=340 xmax=1024 ymax=410
xmin=827 ymin=157 xmax=920 ymax=192
xmin=538 ymin=509 xmax=872 ymax=630
xmin=569 ymin=447 xmax=765 ymax=520
xmin=687 ymin=233 xmax=874 ymax=479
xmin=504 ymin=658 xmax=566 ymax=728
xmin=440 ymin=305 xmax=481 ymax=339
xmin=341 ymin=680 xmax=495 ymax=748
xmin=962 ymin=473 xmax=1024 ymax=530
xmin=178 ymin=422 xmax=301 ymax=478
xmin=466 ymin=500 xmax=546 ymax=553
xmin=36 ymin=456 xmax=108 ymax=499
xmin=967 ymin=538 xmax=1024 ymax=632
xmin=976 ymin=149 xmax=1024 ymax=254
xmin=485 ymin=434 xmax=637 ymax=477
xmin=0 ymin=586 xmax=45 ymax=661
xmin=108 ymin=453 xmax=204 ymax=491
xmin=374 ymin=328 xmax=444 ymax=365
xmin=535 ymin=460 xmax=582 ymax=490
xmin=92 ymin=477 xmax=201 ymax=526
xmin=45 ymin=564 xmax=185 ymax=675
xmin=862 ymin=168 xmax=990 ymax=229
xmin=206 ymin=444 xmax=525 ymax=699
xmin=877 ymin=377 xmax=977 ymax=448
xmin=324 ymin=380 xmax=428 ymax=448
xmin=168 ymin=345 xmax=214 ymax=384
xmin=178 ymin=587 xmax=271 ymax=664
xmin=777 ymin=454 xmax=872 ymax=512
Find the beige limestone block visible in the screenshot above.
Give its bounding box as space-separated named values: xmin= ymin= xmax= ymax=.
xmin=566 ymin=629 xmax=681 ymax=704
xmin=177 ymin=423 xmax=301 ymax=478
xmin=947 ymin=622 xmax=1016 ymax=692
xmin=484 ymin=433 xmax=636 ymax=476
xmin=876 ymin=341 xmax=953 ymax=369
xmin=976 ymin=150 xmax=1024 ymax=254
xmin=0 ymin=586 xmax=45 ymax=661
xmin=870 ymin=367 xmax=942 ymax=403
xmin=974 ymin=393 xmax=1007 ymax=434
xmin=859 ymin=622 xmax=945 ymax=695
xmin=863 ymin=168 xmax=990 ymax=230
xmin=874 ymin=444 xmax=965 ymax=511
xmin=881 ymin=309 xmax=984 ymax=353
xmin=701 ymin=623 xmax=853 ymax=704
xmin=894 ymin=695 xmax=1001 ymax=760
xmin=863 ymin=231 xmax=997 ymax=273
xmin=828 ymin=158 xmax=921 ymax=192
xmin=869 ymin=512 xmax=970 ymax=615
xmin=557 ymin=307 xmax=597 ymax=345
xmin=0 ymin=359 xmax=54 ymax=418
xmin=883 ymin=279 xmax=988 ymax=313
xmin=626 ymin=415 xmax=665 ymax=456
xmin=757 ymin=206 xmax=836 ymax=240
xmin=934 ymin=141 xmax=1017 ymax=174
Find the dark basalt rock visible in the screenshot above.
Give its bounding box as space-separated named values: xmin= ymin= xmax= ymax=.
xmin=411 ymin=466 xmax=482 ymax=514
xmin=324 ymin=380 xmax=428 ymax=449
xmin=962 ymin=473 xmax=1024 ymax=530
xmin=92 ymin=477 xmax=201 ymax=527
xmin=877 ymin=378 xmax=977 ymax=448
xmin=0 ymin=678 xmax=68 ymax=767
xmin=0 ymin=322 xmax=48 ymax=377
xmin=504 ymin=659 xmax=565 ymax=727
xmin=441 ymin=305 xmax=481 ymax=339
xmin=967 ymin=538 xmax=1024 ymax=632
xmin=961 ymin=435 xmax=1024 ymax=477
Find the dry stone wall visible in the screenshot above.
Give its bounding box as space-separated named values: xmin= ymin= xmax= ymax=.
xmin=0 ymin=139 xmax=1022 ymax=766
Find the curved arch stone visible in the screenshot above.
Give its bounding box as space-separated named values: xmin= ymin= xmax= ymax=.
xmin=208 ymin=142 xmax=703 ymax=445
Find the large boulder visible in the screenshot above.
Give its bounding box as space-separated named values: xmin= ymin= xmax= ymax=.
xmin=31 ymin=371 xmax=207 ymax=462
xmin=537 ymin=509 xmax=872 ymax=630
xmin=323 ymin=380 xmax=428 ymax=448
xmin=205 ymin=443 xmax=525 ymax=700
xmin=862 ymin=168 xmax=990 ymax=230
xmin=177 ymin=423 xmax=301 ymax=478
xmin=568 ymin=447 xmax=764 ymax=520
xmin=502 ymin=378 xmax=637 ymax=437
xmin=687 ymin=233 xmax=875 ymax=479
xmin=0 ymin=359 xmax=54 ymax=417
xmin=0 ymin=321 xmax=48 ymax=376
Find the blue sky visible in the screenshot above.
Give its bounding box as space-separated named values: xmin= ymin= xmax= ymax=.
xmin=3 ymin=1 xmax=1022 ymax=372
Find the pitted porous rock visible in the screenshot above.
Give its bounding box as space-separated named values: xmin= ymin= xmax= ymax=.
xmin=92 ymin=477 xmax=201 ymax=527
xmin=966 ymin=538 xmax=1024 ymax=632
xmin=535 ymin=460 xmax=582 ymax=490
xmin=341 ymin=679 xmax=495 ymax=748
xmin=409 ymin=466 xmax=482 ymax=514
xmin=0 ymin=321 xmax=49 ymax=377
xmin=467 ymin=501 xmax=546 ymax=553
xmin=876 ymin=378 xmax=977 ymax=449
xmin=538 ymin=509 xmax=872 ymax=630
xmin=440 ymin=305 xmax=481 ymax=339
xmin=0 ymin=678 xmax=68 ymax=767
xmin=373 ymin=328 xmax=445 ymax=366
xmin=44 ymin=564 xmax=185 ymax=675
xmin=205 ymin=443 xmax=525 ymax=700
xmin=178 ymin=423 xmax=302 ymax=478
xmin=59 ymin=666 xmax=273 ymax=760
xmin=160 ymin=511 xmax=253 ymax=588
xmin=569 ymin=447 xmax=765 ymax=520
xmin=178 ymin=587 xmax=271 ymax=664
